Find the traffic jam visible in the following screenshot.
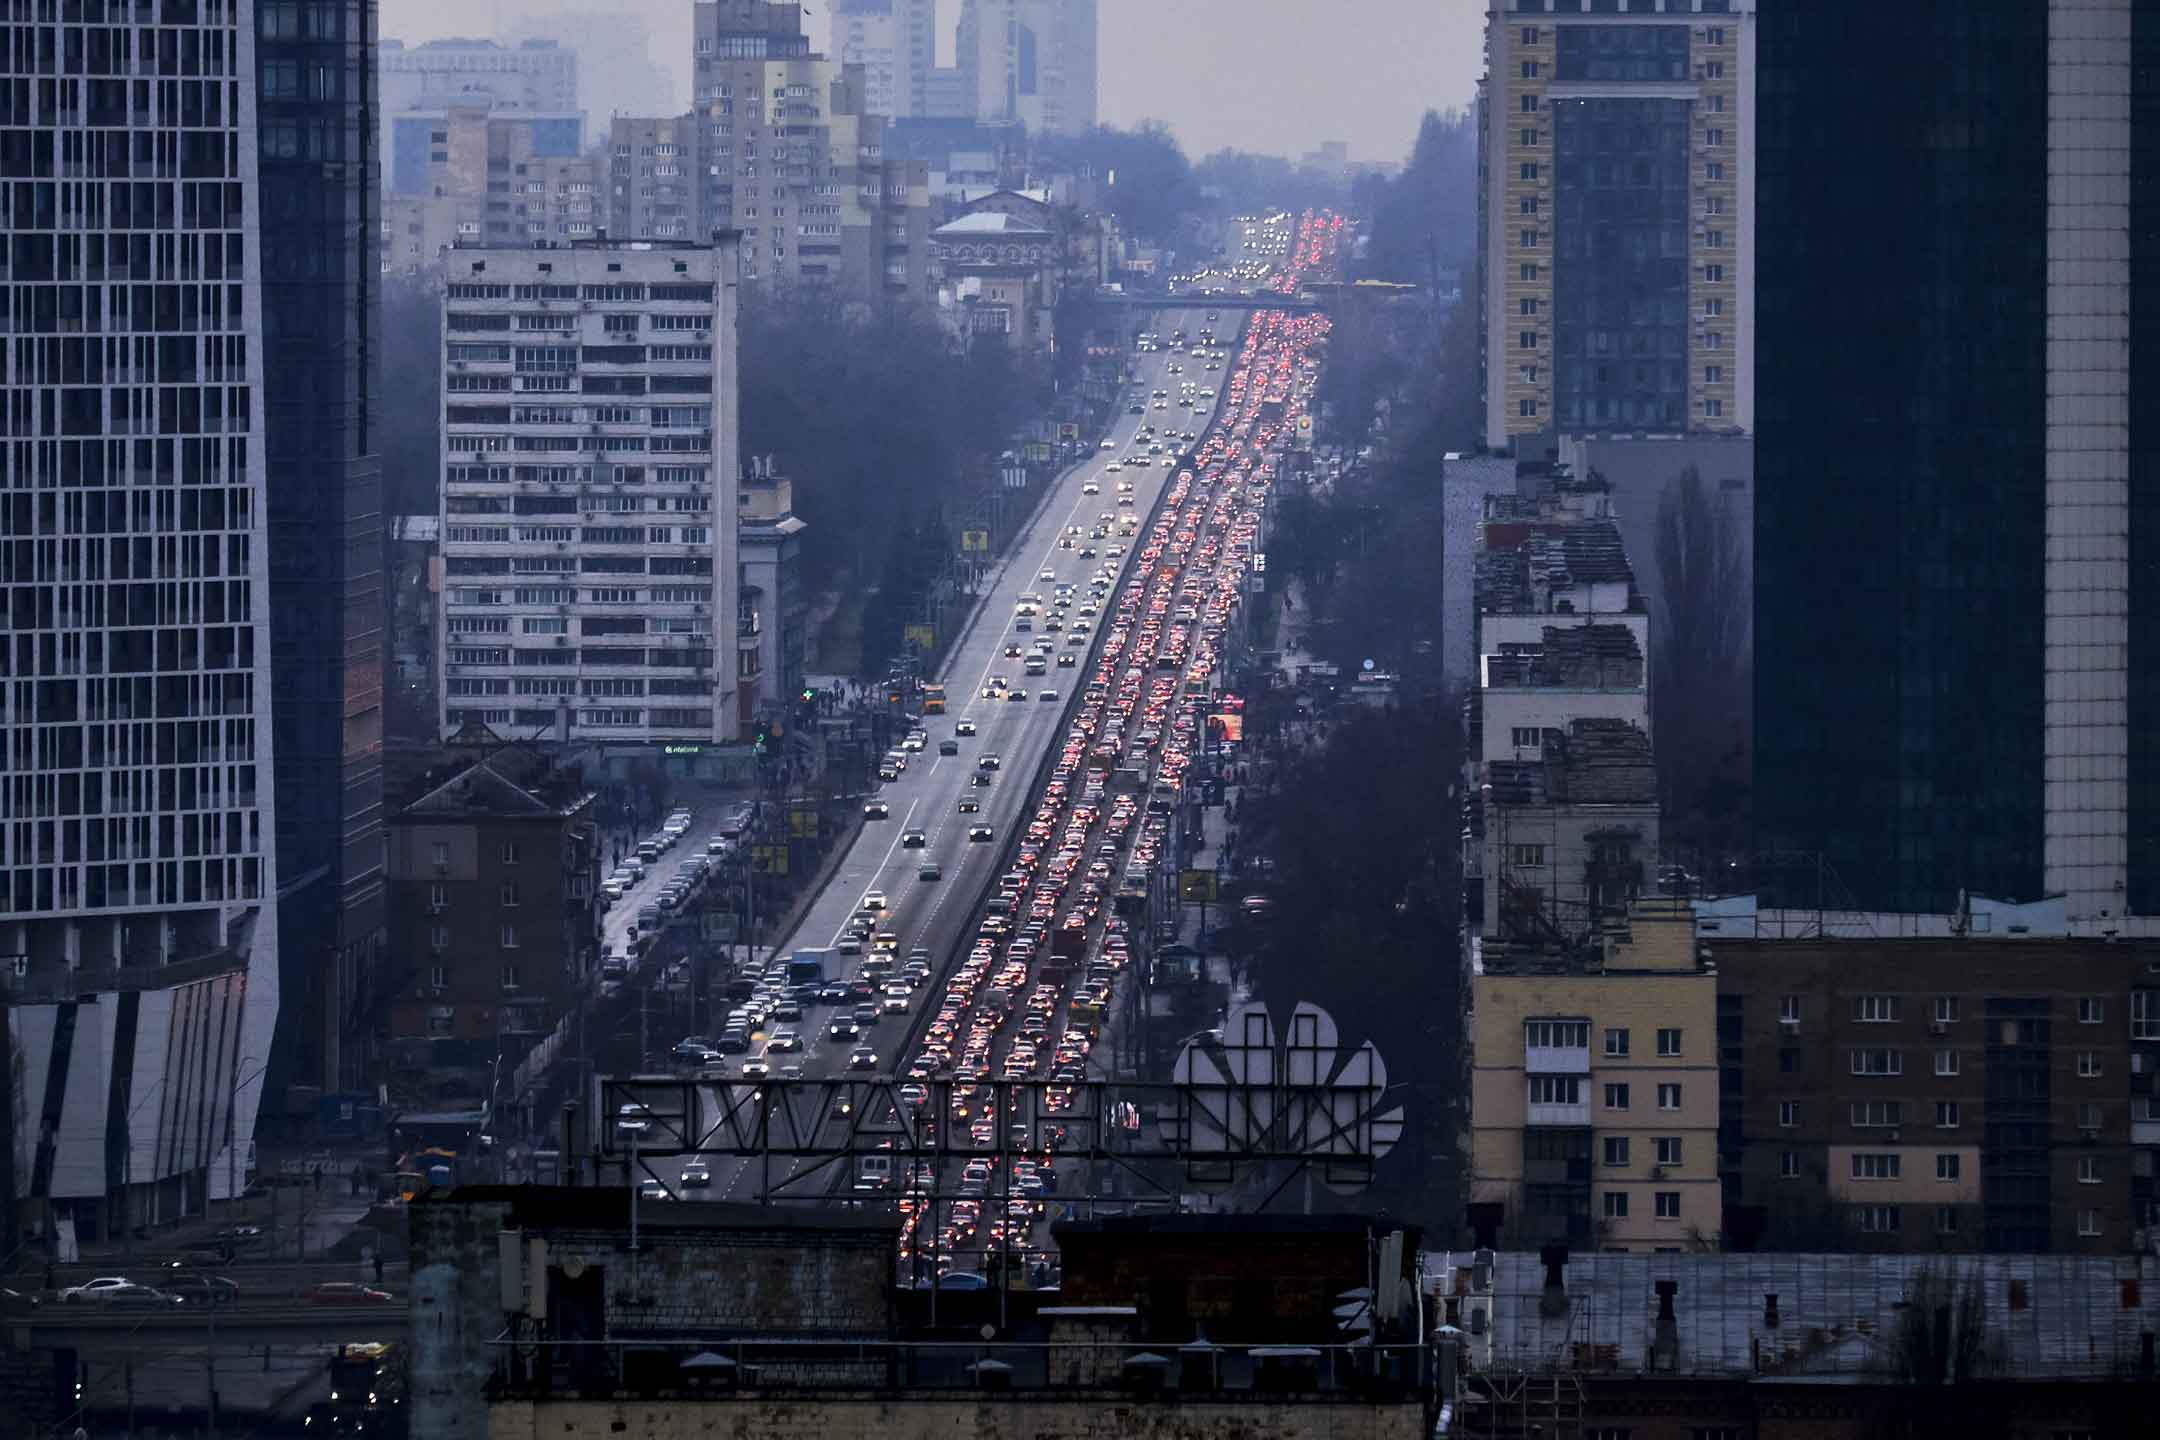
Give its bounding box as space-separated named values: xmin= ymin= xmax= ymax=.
xmin=890 ymin=213 xmax=1343 ymax=1283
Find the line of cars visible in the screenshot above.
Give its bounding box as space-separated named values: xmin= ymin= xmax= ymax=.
xmin=885 ymin=228 xmax=1340 ymax=1279
xmin=52 ymin=1274 xmax=393 ymax=1307
xmin=603 ymin=806 xmax=736 ymax=954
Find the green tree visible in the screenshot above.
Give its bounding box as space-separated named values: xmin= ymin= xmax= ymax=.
xmin=1036 ymin=122 xmax=1195 ymax=243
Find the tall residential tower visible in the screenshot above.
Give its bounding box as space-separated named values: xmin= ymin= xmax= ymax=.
xmin=1478 ymin=0 xmax=1754 ymax=449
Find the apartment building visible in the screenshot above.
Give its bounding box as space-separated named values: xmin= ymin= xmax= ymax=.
xmin=0 ymin=0 xmax=290 ymax=1241
xmin=1713 ymin=937 xmax=2160 ymax=1254
xmin=435 ymin=241 xmax=744 ymax=748
xmin=1471 ymin=898 xmax=1720 ymax=1251
xmin=1477 ymin=0 xmax=1754 ymax=448
xmin=609 ymin=114 xmax=702 ymax=242
xmin=379 ymin=36 xmax=580 ymax=152
xmin=386 ymin=752 xmax=600 ymax=1108
xmin=835 ymin=0 xmax=937 ymax=121
xmin=1467 ymin=470 xmax=1655 ymax=949
xmin=738 ymin=459 xmax=810 ymax=717
xmin=956 ymin=0 xmax=1099 ymax=136
xmin=382 ymin=107 xmax=600 ymax=270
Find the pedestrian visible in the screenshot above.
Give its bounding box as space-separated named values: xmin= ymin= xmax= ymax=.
xmin=43 ymin=1261 xmax=55 ymax=1294
xmin=373 ymin=1252 xmax=385 ymax=1284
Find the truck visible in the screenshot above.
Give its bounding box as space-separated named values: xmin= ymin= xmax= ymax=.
xmin=786 ymin=947 xmax=834 ymax=994
xmin=1042 ymin=922 xmax=1088 ymax=983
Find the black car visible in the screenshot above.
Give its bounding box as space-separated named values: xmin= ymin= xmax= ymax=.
xmin=978 ymin=754 xmax=1001 ymax=771
xmin=901 ymin=829 xmax=927 ymax=849
xmin=970 ymin=771 xmax=993 ymax=787
xmin=957 ymin=797 xmax=981 ymax=814
xmin=938 ymin=739 xmax=960 ymax=756
xmin=163 ymin=1273 xmax=241 ymax=1307
xmin=829 ymin=1017 xmax=860 ymax=1041
xmin=863 ymin=800 xmax=890 ymax=819
xmin=968 ymin=825 xmax=994 ymax=843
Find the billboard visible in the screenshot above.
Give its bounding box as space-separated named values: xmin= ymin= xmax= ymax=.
xmin=1178 ymin=869 xmax=1218 ymax=903
xmin=903 ymin=622 xmax=936 ymax=652
xmin=962 ymin=529 xmax=990 ymax=553
xmin=1205 ymin=712 xmax=1244 ymax=744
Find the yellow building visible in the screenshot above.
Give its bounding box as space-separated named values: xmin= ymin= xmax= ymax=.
xmin=1470 ymin=896 xmax=1721 ymax=1251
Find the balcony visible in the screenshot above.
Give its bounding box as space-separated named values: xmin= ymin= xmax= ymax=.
xmin=1524 ymin=1041 xmax=1590 ymax=1076
xmin=1527 ymin=1098 xmax=1590 ymax=1127
xmin=2135 ymin=1118 xmax=2160 ymax=1148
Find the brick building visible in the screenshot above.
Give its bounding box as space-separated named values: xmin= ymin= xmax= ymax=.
xmin=386 ymin=752 xmax=601 ymax=1105
xmin=1712 ymin=937 xmax=2160 ymax=1254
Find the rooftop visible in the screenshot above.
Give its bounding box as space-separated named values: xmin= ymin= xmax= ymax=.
xmin=395 ymin=749 xmax=595 ymax=821
xmin=1441 ymin=1251 xmax=2160 ymax=1382
xmin=1485 ymin=624 xmax=1645 ymax=691
xmin=934 ymin=210 xmax=1053 ymax=238
xmin=1488 ymin=718 xmax=1657 ymax=807
xmin=1476 ymin=519 xmax=1643 ymax=614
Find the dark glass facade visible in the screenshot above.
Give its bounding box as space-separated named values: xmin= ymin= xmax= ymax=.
xmin=1753 ymin=1 xmax=2050 ymax=912
xmin=1550 ymin=97 xmax=1690 ymax=432
xmin=257 ymin=0 xmax=388 ymax=1099
xmin=1554 ymin=24 xmax=1688 ymax=83
xmin=2132 ymin=14 xmax=2160 ymax=916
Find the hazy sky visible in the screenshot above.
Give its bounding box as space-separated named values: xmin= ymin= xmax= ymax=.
xmin=379 ymin=0 xmax=1480 ymax=166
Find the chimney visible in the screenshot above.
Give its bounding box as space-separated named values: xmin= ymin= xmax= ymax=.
xmin=1763 ymin=1292 xmax=1779 ymax=1329
xmin=1651 ymin=1280 xmax=1679 ymax=1370
xmin=1538 ymin=1245 xmax=1570 ymax=1318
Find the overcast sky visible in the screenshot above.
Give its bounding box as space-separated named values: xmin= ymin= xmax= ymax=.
xmin=379 ymin=0 xmax=1480 ymax=166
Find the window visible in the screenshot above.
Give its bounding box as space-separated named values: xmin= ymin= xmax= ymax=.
xmin=1521 ymin=365 xmax=1541 ymax=384
xmin=1519 ymin=262 xmax=1541 ymax=282
xmin=2134 ymin=990 xmax=2160 ymax=1040
xmin=429 ymin=882 xmax=448 ymax=911
xmin=431 ymin=842 xmax=450 ymax=870
xmin=1935 ymin=996 xmax=1959 ymax=1024
xmin=1604 ymin=1082 xmax=1630 ymax=1110
xmin=501 ymin=964 xmax=521 ymax=992
xmin=1524 ymin=1020 xmax=1589 ymax=1048
xmin=1935 ymin=1049 xmax=1960 ymax=1077
xmin=1519 ymin=196 xmax=1540 ymax=216
xmin=1779 ymin=1048 xmax=1800 ymax=1073
xmin=1778 ymin=995 xmax=1801 ymax=1024
xmin=1703 ymin=230 xmax=1726 ymax=250
xmin=1602 ymin=1136 xmax=1630 ymax=1167
xmin=1520 ymin=126 xmax=1539 ymax=146
xmin=1852 ymin=1049 xmax=1903 ymax=1076
xmin=1655 ymin=1137 xmax=1683 ymax=1166
xmin=1706 ymin=26 xmax=1726 ymax=44
xmin=502 ymin=840 xmax=521 ymax=865
xmin=2079 ymin=1051 xmax=2103 ymax=1078
xmin=2079 ymin=1156 xmax=2103 ymax=1185
xmin=1658 ymin=1083 xmax=1682 ymax=1111
xmin=1655 ymin=1191 xmax=1681 ymax=1220
xmin=431 ymin=926 xmax=449 ymax=952
xmin=1936 ymin=1101 xmax=1961 ymax=1129
xmin=1852 ymin=1153 xmax=1901 ymax=1181
xmin=1520 ymin=329 xmax=1539 ymax=351
xmin=1520 ymin=59 xmax=1540 ymax=78
xmin=500 ymin=882 xmax=522 ymax=908
xmin=1519 ymin=162 xmax=1540 ymax=181
xmin=1855 ymin=995 xmax=1902 ymax=1023
xmin=1521 ymin=93 xmax=1539 ymax=113
xmin=2079 ymin=1209 xmax=2101 ymax=1237
xmin=1586 ymin=1431 xmax=1631 ymax=1440
xmin=1705 ymin=398 xmax=1724 ymax=418
xmin=500 ymin=924 xmax=520 ymax=949
xmin=1704 ymin=194 xmax=1725 ymax=216
xmin=2079 ymin=1102 xmax=2102 ymax=1132
xmin=1602 ymin=1191 xmax=1629 ymax=1219
xmin=1520 ymin=227 xmax=1540 ymax=248
xmin=1936 ymin=1154 xmax=1961 ymax=1182
xmin=1852 ymin=1100 xmax=1904 ymax=1128
xmin=1704 ymin=365 xmax=1723 ymax=385
xmin=429 ymin=964 xmax=448 ymax=989
xmin=1519 ymin=296 xmax=1541 ymax=316
xmin=1521 ymin=26 xmax=1540 ymax=45
xmin=1780 ymin=1150 xmax=1801 ymax=1179
xmin=1935 ymin=1206 xmax=1959 ymax=1236
xmin=1704 ymin=263 xmax=1725 ymax=283
xmin=1656 ymin=1028 xmax=1682 ymax=1058
xmin=1519 ymin=398 xmax=1540 ymax=419
xmin=1510 ymin=843 xmax=1547 ymax=867
xmin=1529 ymin=1077 xmax=1582 ymax=1105
xmin=1705 ymin=160 xmax=1725 ymax=181
xmin=1779 ymin=1101 xmax=1800 ymax=1128
xmin=1605 ymin=1028 xmax=1631 ymax=1057
xmin=1510 ymin=726 xmax=1541 ymax=749
xmin=1856 ymin=1205 xmax=1901 ymax=1234
xmin=2079 ymin=997 xmax=2105 ymax=1025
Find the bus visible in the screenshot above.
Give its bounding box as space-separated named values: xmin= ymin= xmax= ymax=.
xmin=920 ymin=682 xmax=947 ymax=715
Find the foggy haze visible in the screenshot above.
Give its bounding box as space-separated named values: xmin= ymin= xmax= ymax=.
xmin=378 ymin=0 xmax=1480 ymax=166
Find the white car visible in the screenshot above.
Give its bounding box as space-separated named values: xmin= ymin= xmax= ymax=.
xmin=863 ymin=890 xmax=888 ymax=910
xmin=1082 ymin=482 xmax=1099 ymax=494
xmin=60 ymin=1277 xmax=136 ymax=1304
xmin=1099 ymin=438 xmax=1115 ymax=449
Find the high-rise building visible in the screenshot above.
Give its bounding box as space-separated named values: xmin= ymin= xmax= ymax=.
xmin=257 ymin=0 xmax=390 ymax=1103
xmin=685 ymin=1 xmax=932 ymax=298
xmin=0 ymin=1 xmax=289 ymax=1240
xmin=436 ymin=241 xmax=745 ymax=747
xmin=956 ymin=0 xmax=1098 ymax=136
xmin=608 ymin=114 xmax=702 ymax=242
xmin=1753 ymin=0 xmax=2158 ymax=930
xmin=1476 ymin=0 xmax=1753 ymax=449
xmin=382 ymin=107 xmax=601 ymax=270
xmin=379 ymin=36 xmax=581 ymax=149
xmin=835 ymin=0 xmax=936 ymax=121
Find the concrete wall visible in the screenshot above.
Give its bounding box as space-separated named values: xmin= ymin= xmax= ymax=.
xmin=488 ymin=1397 xmax=1425 ymax=1440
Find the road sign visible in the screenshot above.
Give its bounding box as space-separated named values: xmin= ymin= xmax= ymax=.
xmin=1178 ymin=869 xmax=1218 ymax=903
xmin=904 ymin=622 xmax=936 ymax=652
xmin=1059 ymin=422 xmax=1080 ymax=441
xmin=961 ymin=529 xmax=990 ymax=553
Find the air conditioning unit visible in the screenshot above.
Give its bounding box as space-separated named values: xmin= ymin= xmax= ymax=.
xmin=2081 ymin=1127 xmax=2100 ymax=1143
xmin=2134 ymin=1054 xmax=2147 ymax=1075
xmin=1650 ymin=1166 xmax=1667 ymax=1181
xmin=429 ymin=901 xmax=446 ymax=915
xmin=1778 ymin=1018 xmax=1799 ymax=1035
xmin=1929 ymin=1021 xmax=1949 ymax=1036
xmin=554 ymin=636 xmax=568 ymax=647
xmin=1886 ymin=1130 xmax=1901 ymax=1144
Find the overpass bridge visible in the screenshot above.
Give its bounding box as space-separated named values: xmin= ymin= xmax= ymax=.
xmin=8 ymin=1300 xmax=407 ymax=1352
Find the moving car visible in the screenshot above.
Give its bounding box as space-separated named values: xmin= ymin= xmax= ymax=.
xmin=863 ymin=889 xmax=888 ymax=910
xmin=969 ymin=825 xmax=995 ymax=843
xmin=679 ymin=1163 xmax=712 ymax=1189
xmin=863 ymin=799 xmax=890 ymax=820
xmin=304 ymin=1282 xmax=395 ymax=1305
xmin=918 ymin=862 xmax=942 ymax=882
xmin=955 ymin=718 xmax=978 ymax=736
xmin=848 ymin=1046 xmax=880 ymax=1071
xmin=901 ymin=829 xmax=927 ymax=849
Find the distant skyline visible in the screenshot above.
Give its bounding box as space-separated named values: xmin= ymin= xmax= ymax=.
xmin=378 ymin=0 xmax=1479 ymax=166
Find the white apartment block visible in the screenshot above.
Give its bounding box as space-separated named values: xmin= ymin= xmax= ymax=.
xmin=437 ymin=242 xmax=744 ymax=748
